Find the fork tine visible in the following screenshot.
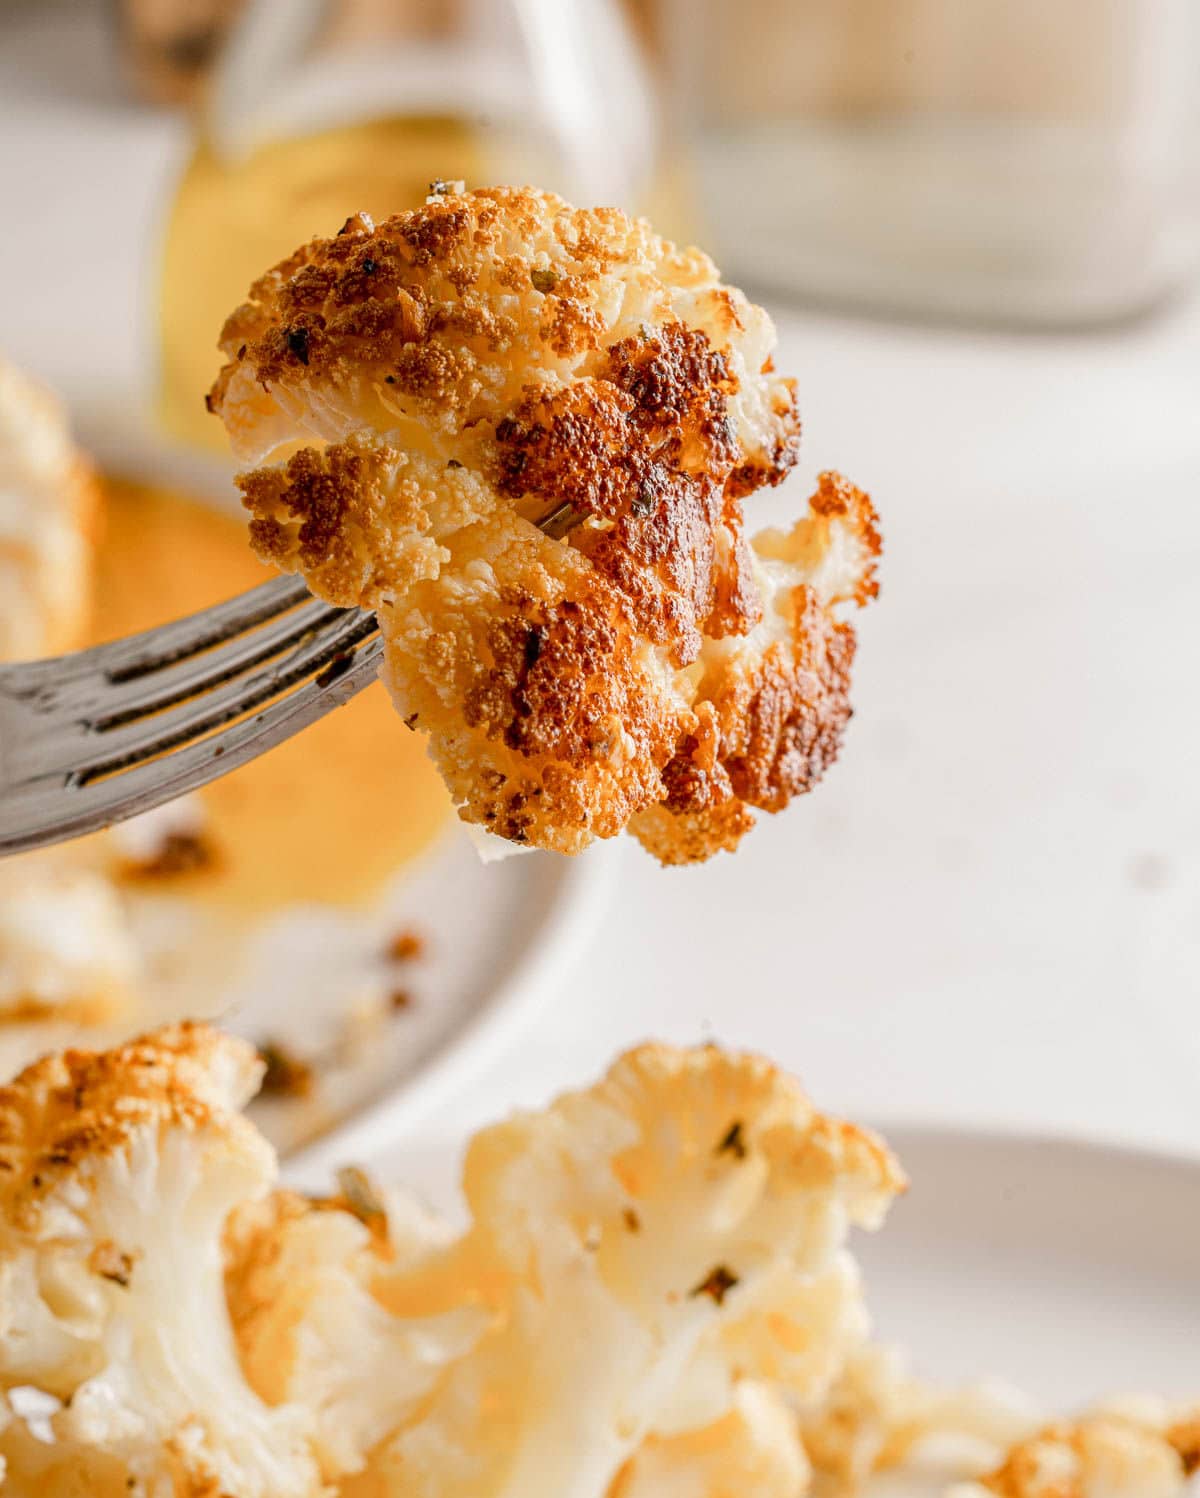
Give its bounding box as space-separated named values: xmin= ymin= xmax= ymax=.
xmin=61 ymin=608 xmax=379 ymax=786
xmin=88 ymin=595 xmax=337 ymax=731
xmin=104 ymin=574 xmax=315 ymax=682
xmin=3 ymin=575 xmax=313 ymax=697
xmin=0 ymin=500 xmax=586 ymax=858
xmin=0 ymin=635 xmax=384 ymax=855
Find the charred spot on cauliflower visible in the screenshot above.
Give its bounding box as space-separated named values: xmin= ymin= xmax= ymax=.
xmin=209 ymin=185 xmax=881 ymax=862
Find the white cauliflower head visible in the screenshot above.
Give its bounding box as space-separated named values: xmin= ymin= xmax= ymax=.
xmin=0 ymin=860 xmax=137 ymax=1025
xmin=354 ymin=1043 xmax=903 ymax=1498
xmin=223 ymin=1175 xmax=485 ymax=1483
xmin=0 ymin=1024 xmax=320 ymax=1498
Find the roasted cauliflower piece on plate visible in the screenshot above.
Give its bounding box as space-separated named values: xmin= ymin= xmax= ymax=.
xmin=351 ymin=1044 xmax=901 ymax=1498
xmin=0 ymin=1022 xmax=1194 ymax=1498
xmin=0 ymin=351 xmax=98 ymax=662
xmin=949 ymin=1403 xmax=1200 ymax=1498
xmin=0 ymin=1025 xmax=901 ymax=1497
xmin=0 ymin=1025 xmax=319 ymax=1498
xmin=0 ymin=862 xmax=138 ymax=1026
xmin=210 ymin=185 xmax=881 ymax=863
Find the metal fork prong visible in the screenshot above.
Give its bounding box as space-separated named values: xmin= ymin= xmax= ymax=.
xmin=66 ymin=608 xmax=379 ymax=786
xmin=0 ymin=636 xmax=384 ymax=855
xmin=0 ymin=498 xmax=589 ymax=859
xmin=103 ymin=574 xmax=315 ymax=682
xmin=88 ymin=594 xmax=337 ymax=731
xmin=2 ymin=575 xmax=315 ymax=701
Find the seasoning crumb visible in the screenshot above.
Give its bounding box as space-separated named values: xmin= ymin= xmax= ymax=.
xmin=386 ymin=929 xmax=425 ymax=962
xmin=336 ymin=1164 xmax=388 ymax=1237
xmin=286 ymin=326 xmax=310 ymax=365
xmin=530 ymin=267 xmax=558 ymax=294
xmin=258 ymin=1040 xmax=315 ymax=1099
xmin=315 ymin=652 xmax=355 ymax=688
xmin=121 ymin=830 xmax=215 ymax=881
xmin=389 ymin=988 xmax=414 ymax=1012
xmin=428 ymin=178 xmax=465 ymax=197
xmin=689 ymin=1263 xmax=739 ymax=1306
xmin=89 ymin=1242 xmax=135 ymax=1288
xmin=622 ymin=1207 xmax=641 ymax=1233
xmin=715 ymin=1120 xmax=747 ymax=1159
xmin=630 ymin=480 xmax=656 ymax=517
xmin=447 ymin=458 xmax=463 ymax=468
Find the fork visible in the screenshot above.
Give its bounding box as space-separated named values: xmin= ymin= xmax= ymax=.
xmin=0 ymin=501 xmax=579 ymax=857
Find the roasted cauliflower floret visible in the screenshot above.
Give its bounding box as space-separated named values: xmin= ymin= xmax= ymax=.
xmin=950 ymin=1402 xmax=1200 ymax=1498
xmin=0 ymin=1025 xmax=321 ymax=1498
xmin=209 ymin=185 xmax=880 ymax=862
xmin=0 ymin=1025 xmax=902 ymax=1498
xmin=609 ymin=1382 xmax=811 ymax=1498
xmin=796 ymin=1343 xmax=1042 ymax=1495
xmin=0 ymin=862 xmax=138 ymax=1024
xmin=352 ymin=1043 xmax=902 ymax=1497
xmin=0 ymin=351 xmax=98 ymax=661
xmin=800 ymin=1355 xmax=1199 ymax=1498
xmin=223 ymin=1180 xmax=485 ymax=1484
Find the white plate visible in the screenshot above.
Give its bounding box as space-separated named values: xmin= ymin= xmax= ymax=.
xmin=309 ymin=1121 xmax=1199 ymax=1416
xmin=858 ymin=1126 xmax=1199 ymax=1404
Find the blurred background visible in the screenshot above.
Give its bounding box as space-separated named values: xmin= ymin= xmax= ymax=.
xmin=0 ymin=0 xmax=1198 ymax=1162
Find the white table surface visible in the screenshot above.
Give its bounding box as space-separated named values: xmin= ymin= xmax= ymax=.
xmin=3 ymin=0 xmax=1199 ymax=1168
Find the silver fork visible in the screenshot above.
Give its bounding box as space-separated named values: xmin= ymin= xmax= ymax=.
xmin=0 ymin=502 xmax=579 ymax=857
xmin=0 ymin=577 xmax=382 ymax=857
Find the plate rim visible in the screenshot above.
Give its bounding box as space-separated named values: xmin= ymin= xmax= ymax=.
xmin=284 ymin=840 xmax=619 ymax=1183
xmin=77 ymin=433 xmax=619 ymax=1182
xmin=868 ymin=1115 xmax=1200 ymax=1178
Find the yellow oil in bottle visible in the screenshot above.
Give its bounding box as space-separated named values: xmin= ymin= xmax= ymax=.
xmin=157 ymin=113 xmax=497 ymax=450
xmin=90 ymin=474 xmax=451 ymax=912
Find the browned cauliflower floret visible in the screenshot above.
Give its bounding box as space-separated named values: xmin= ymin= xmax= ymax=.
xmin=209 ymin=185 xmax=880 ymax=861
xmin=950 ymin=1403 xmax=1200 ymax=1498
xmin=0 ymin=1025 xmax=322 ymax=1497
xmin=797 ymin=1350 xmax=1200 ymax=1498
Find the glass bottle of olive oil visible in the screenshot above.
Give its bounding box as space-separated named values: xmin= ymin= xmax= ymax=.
xmin=156 ymin=0 xmax=655 ymax=450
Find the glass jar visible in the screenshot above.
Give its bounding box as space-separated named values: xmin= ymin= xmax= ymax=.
xmin=662 ymin=0 xmax=1200 ymax=325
